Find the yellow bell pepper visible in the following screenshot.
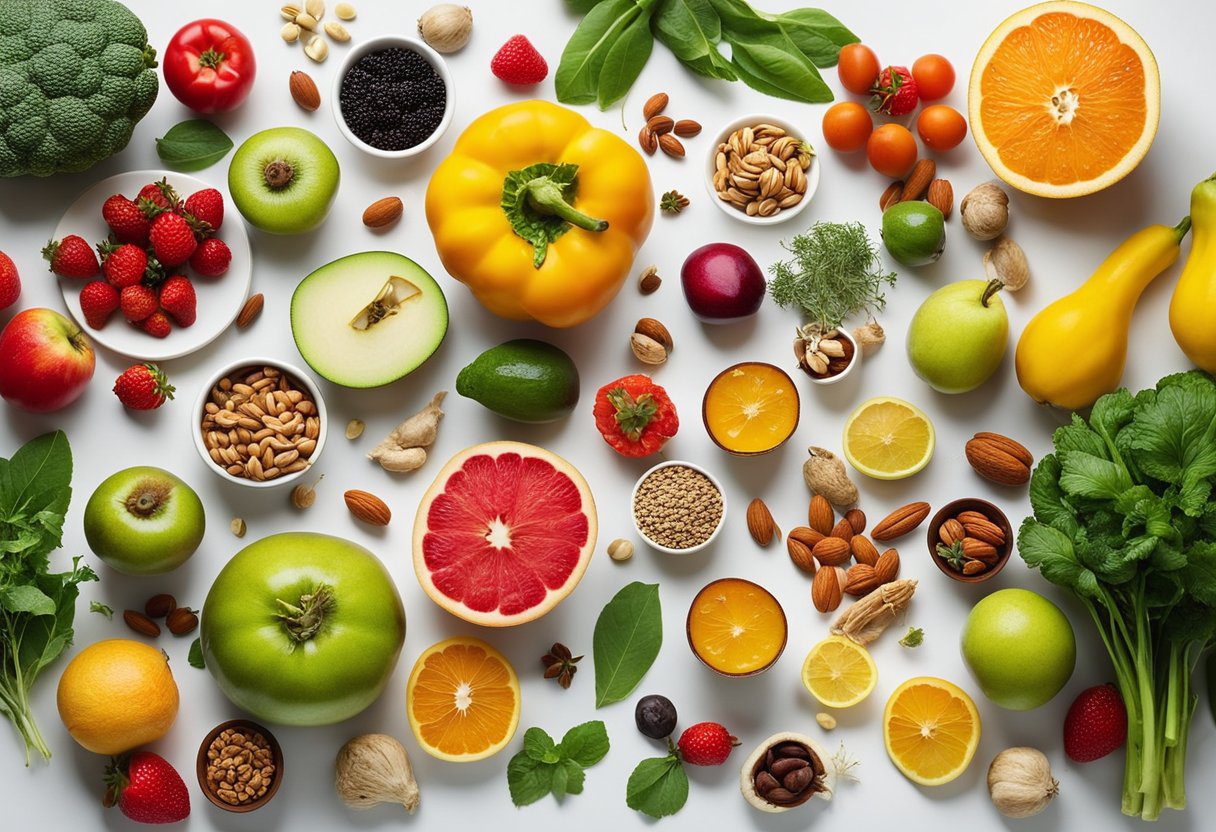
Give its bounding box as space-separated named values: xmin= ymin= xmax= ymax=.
xmin=425 ymin=101 xmax=654 ymax=327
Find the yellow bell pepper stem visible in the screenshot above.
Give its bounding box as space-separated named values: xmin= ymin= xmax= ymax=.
xmin=525 ymin=175 xmax=608 ymax=233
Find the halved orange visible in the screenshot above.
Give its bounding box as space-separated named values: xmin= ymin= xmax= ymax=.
xmin=702 ymin=362 xmax=800 ymax=455
xmin=883 ymin=677 xmax=981 ymax=786
xmin=969 ymin=1 xmax=1159 ymax=198
xmin=407 ymin=637 xmax=520 ymax=762
xmin=686 ymin=578 xmax=788 ymax=676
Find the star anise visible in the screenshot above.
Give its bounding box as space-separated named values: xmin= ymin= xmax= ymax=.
xmin=541 ymin=642 xmax=582 ymax=689
xmin=660 ymin=189 xmax=689 ymax=214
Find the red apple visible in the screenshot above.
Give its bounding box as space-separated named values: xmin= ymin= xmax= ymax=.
xmin=680 ymin=243 xmax=766 ymax=323
xmin=0 ymin=308 xmax=95 ymax=412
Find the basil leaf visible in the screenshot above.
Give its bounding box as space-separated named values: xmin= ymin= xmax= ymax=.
xmin=597 ymin=4 xmax=657 ymax=109
xmin=711 ymin=0 xmax=834 ymax=103
xmin=188 ymin=637 xmax=206 ymax=669
xmin=556 ymin=0 xmax=642 ymax=105
xmin=653 ymin=0 xmax=737 ymax=81
xmin=507 ymin=754 xmax=553 ymax=806
xmin=626 ymin=753 xmax=688 ymax=818
xmin=593 ymin=581 xmax=662 ymax=707
xmin=770 ymin=7 xmax=858 ymax=66
xmin=155 ymin=120 xmax=234 ymax=172
xmin=557 ymin=720 xmax=610 ymax=767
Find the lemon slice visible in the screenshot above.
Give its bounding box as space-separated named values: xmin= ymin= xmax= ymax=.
xmin=842 ymin=397 xmax=935 ymax=479
xmin=883 ymin=676 xmax=981 ymax=786
xmin=801 ymin=636 xmax=877 ymax=708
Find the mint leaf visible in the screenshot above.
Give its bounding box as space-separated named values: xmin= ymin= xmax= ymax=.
xmin=188 ymin=637 xmax=206 ymax=669
xmin=155 ymin=119 xmax=233 ymax=171
xmin=626 ymin=753 xmax=688 ymax=818
xmin=507 ymin=721 xmax=610 ymax=807
xmin=507 ymin=753 xmax=553 ymax=806
xmin=558 ymin=720 xmax=609 ymax=767
xmin=89 ymin=601 xmax=114 ymax=619
xmin=523 ymin=726 xmax=557 ymax=762
xmin=594 ymin=582 xmax=662 ymax=707
xmin=550 ymin=758 xmax=570 ymax=799
xmin=560 ymin=759 xmax=586 ymax=795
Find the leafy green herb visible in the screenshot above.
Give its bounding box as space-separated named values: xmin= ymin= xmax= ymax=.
xmin=709 ymin=0 xmax=833 ymax=102
xmin=89 ymin=601 xmax=113 ymax=620
xmin=556 ymin=0 xmax=656 ymax=105
xmin=765 ymin=7 xmax=858 ymax=66
xmin=0 ymin=432 xmax=96 ymax=764
xmin=188 ymin=637 xmax=206 ymax=669
xmin=769 ymin=221 xmax=896 ymax=331
xmin=597 ymin=2 xmax=658 ymax=108
xmin=626 ymin=746 xmax=688 ymax=818
xmin=899 ymin=627 xmax=923 ymax=648
xmin=653 ymin=0 xmax=736 ymax=80
xmin=507 ymin=721 xmax=610 ymax=806
xmin=155 ymin=119 xmax=233 ymax=171
xmin=1018 ymin=371 xmax=1216 ymax=820
xmin=593 ymin=581 xmax=662 ymax=707
xmin=500 ymin=162 xmax=608 ymax=268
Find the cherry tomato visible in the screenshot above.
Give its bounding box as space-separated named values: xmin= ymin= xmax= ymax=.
xmin=866 ymin=124 xmax=918 ymax=178
xmin=837 ymin=43 xmax=881 ymax=95
xmin=916 ymin=105 xmax=968 ymax=151
xmin=163 ymin=19 xmax=257 ymax=113
xmin=821 ymin=102 xmax=873 ymax=152
xmin=911 ymin=54 xmax=955 ymax=101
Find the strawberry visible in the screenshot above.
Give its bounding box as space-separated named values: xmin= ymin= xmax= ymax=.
xmin=593 ymin=374 xmax=679 ymax=458
xmin=120 ymin=284 xmax=158 ymax=322
xmin=0 ymin=251 xmax=19 ymax=310
xmin=101 ymin=194 xmax=151 ymax=244
xmin=148 ymin=212 xmax=197 ymax=268
xmin=183 ymin=187 xmax=224 ymax=231
xmin=158 ymin=275 xmax=196 ymax=327
xmin=189 ymin=237 xmax=231 ymax=277
xmin=1064 ymin=683 xmax=1127 ymax=763
xmin=79 ymin=280 xmax=120 ymax=329
xmin=677 ymin=722 xmax=739 ymax=766
xmin=491 ymin=35 xmax=548 ymax=85
xmin=138 ymin=311 xmax=173 ymax=338
xmin=136 ymin=178 xmax=181 ymax=215
xmin=42 ymin=235 xmax=100 ymax=279
xmin=870 ymin=66 xmax=919 ymax=116
xmin=103 ymin=751 xmax=189 ymax=823
xmin=113 ymin=363 xmax=175 ymax=410
xmin=100 ymin=242 xmax=149 ymax=288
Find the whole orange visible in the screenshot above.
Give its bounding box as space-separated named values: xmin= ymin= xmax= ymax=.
xmin=56 ymin=639 xmax=179 ymax=754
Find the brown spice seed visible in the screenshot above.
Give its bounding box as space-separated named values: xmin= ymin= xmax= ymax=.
xmin=634 ymin=465 xmax=722 ymax=549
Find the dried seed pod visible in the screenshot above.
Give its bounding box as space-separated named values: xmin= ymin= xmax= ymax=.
xmin=984 ymin=237 xmax=1030 ymax=291
xmin=346 ymin=419 xmax=365 ymax=440
xmin=417 ymin=4 xmax=473 ymax=53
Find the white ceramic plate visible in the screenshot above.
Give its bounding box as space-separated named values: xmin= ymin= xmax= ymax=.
xmin=54 ymin=169 xmax=252 ymax=361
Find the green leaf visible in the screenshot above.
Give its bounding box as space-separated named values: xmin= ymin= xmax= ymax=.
xmin=89 ymin=601 xmax=114 ymax=619
xmin=558 ymin=720 xmax=610 ymax=767
xmin=593 ymin=581 xmax=662 ymax=707
xmin=769 ymin=8 xmax=857 ymax=66
xmin=0 ymin=585 xmax=55 ymax=615
xmin=1018 ymin=518 xmax=1101 ymax=599
xmin=1058 ymin=450 xmax=1134 ymax=500
xmin=626 ymin=753 xmax=688 ymax=818
xmin=1182 ymin=542 xmax=1216 ymax=606
xmin=550 ymin=758 xmax=570 ymax=799
xmin=154 ymin=120 xmax=234 ymax=171
xmin=567 ymin=0 xmax=610 ymax=11
xmin=596 ymin=5 xmax=656 ymax=109
xmin=507 ymin=753 xmax=553 ymax=806
xmin=1029 ymin=454 xmax=1080 ymax=536
xmin=653 ymin=0 xmax=736 ymax=81
xmin=556 ymin=0 xmax=645 ymax=105
xmin=1122 ymin=376 xmax=1216 ymax=515
xmin=523 ymin=726 xmax=558 ymax=762
xmin=188 ymin=637 xmax=206 ymax=669
xmin=560 ymin=758 xmax=586 ymax=795
xmin=710 ymin=0 xmax=834 ymax=103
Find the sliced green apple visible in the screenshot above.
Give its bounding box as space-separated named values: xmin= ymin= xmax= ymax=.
xmin=291 ymin=251 xmax=448 ymax=388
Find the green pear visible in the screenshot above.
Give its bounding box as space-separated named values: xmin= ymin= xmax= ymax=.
xmin=907 ymin=279 xmax=1008 ymax=393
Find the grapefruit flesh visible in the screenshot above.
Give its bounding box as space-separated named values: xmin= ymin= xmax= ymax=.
xmin=414 ymin=441 xmax=597 ymax=626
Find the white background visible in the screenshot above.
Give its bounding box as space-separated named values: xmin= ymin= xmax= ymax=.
xmin=1 ymin=0 xmax=1213 ymax=829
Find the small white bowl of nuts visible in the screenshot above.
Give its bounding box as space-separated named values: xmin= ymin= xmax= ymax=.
xmin=631 ymin=460 xmax=727 ymax=555
xmin=193 ymin=358 xmax=327 ymax=489
xmin=705 ymin=114 xmax=819 ymax=225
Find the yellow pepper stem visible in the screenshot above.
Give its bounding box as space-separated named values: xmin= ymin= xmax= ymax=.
xmin=525 ymin=177 xmax=609 ymax=233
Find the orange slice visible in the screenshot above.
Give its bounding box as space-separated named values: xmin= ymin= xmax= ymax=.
xmin=702 ymin=362 xmax=799 ymax=455
xmin=883 ymin=677 xmax=981 ymax=786
xmin=686 ymin=578 xmax=787 ymax=676
xmin=407 ymin=637 xmax=520 ymax=762
xmin=969 ymin=1 xmax=1159 ymax=197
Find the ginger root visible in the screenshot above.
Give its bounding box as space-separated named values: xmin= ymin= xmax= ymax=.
xmin=368 ymin=391 xmax=446 ymax=472
xmin=335 ymin=733 xmax=420 ymax=813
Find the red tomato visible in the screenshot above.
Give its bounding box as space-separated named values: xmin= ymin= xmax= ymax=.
xmin=837 ymin=43 xmax=881 ymax=95
xmin=163 ymin=19 xmax=256 ymax=113
xmin=866 ymin=124 xmax=918 ymax=178
xmin=911 ymin=54 xmax=955 ymax=101
xmin=916 ymin=105 xmax=968 ymax=151
xmin=822 ymin=102 xmax=873 ymax=152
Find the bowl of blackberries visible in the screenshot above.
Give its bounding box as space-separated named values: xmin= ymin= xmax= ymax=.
xmin=333 ymin=34 xmax=454 ymax=159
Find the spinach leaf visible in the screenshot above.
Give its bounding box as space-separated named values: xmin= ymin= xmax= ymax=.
xmin=710 ymin=0 xmax=833 ymax=103
xmin=626 ymin=753 xmax=688 ymax=818
xmin=653 ymin=0 xmax=736 ymax=81
xmin=593 ymin=581 xmax=662 ymax=707
xmin=556 ymin=0 xmax=647 ymax=105
xmin=155 ymin=120 xmax=234 ymax=172
xmin=597 ymin=3 xmax=657 ymax=108
xmin=769 ymin=7 xmax=857 ymax=66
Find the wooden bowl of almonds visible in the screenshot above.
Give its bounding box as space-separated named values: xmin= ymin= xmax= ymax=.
xmin=705 ymin=114 xmax=820 ymax=225
xmin=196 ymin=718 xmax=283 ymax=813
xmin=926 ymin=498 xmax=1013 ymax=583
xmin=192 ymin=357 xmax=327 ymax=489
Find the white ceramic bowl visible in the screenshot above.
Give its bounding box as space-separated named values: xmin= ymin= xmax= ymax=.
xmin=332 ymin=34 xmax=454 ymax=159
xmin=704 ymin=113 xmax=820 ymax=226
xmin=807 ymin=326 xmax=861 ymax=386
xmin=631 ymin=460 xmax=727 ymax=555
xmin=192 ymin=357 xmax=327 ymax=489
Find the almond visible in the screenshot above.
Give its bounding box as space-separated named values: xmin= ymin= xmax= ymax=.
xmin=879 ymin=180 xmax=903 ymax=211
xmin=658 ymin=133 xmax=685 ymax=158
xmin=634 ymin=317 xmax=672 ymax=351
xmin=638 ymin=266 xmax=661 ymax=294
xmin=962 ymin=537 xmax=999 ymax=563
xmin=144 ymin=593 xmax=176 ymax=619
xmin=673 ymin=119 xmax=702 ymax=137
xmin=872 ymin=502 xmax=931 ymax=541
xmin=812 ymin=536 xmax=851 ymax=567
xmin=850 ymin=535 xmax=879 ymax=566
xmin=939 ymin=518 xmax=965 ymax=546
xmin=900 ymin=159 xmax=936 ymax=202
xmin=165 ymin=607 xmax=198 ymax=635
xmin=926 ymin=178 xmax=953 ymax=218
xmin=639 ymin=127 xmax=657 ymax=155
xmin=965 ymin=432 xmax=1033 ymax=486
xmin=844 ymin=508 xmax=866 ymax=535
xmin=957 ymin=510 xmax=993 ymax=526
xmin=829 ymin=518 xmax=854 ymax=542
xmin=843 ymin=564 xmax=881 ymax=596
xmin=788 ymin=526 xmax=825 ymax=549
xmin=363 ymin=196 xmax=404 ymax=229
xmin=289 ymin=70 xmax=321 ymax=111
xmin=123 ymin=609 xmax=160 ymax=638
xmin=630 ymin=332 xmax=668 ymax=365
xmin=235 ymin=293 xmax=264 ymax=329
xmin=344 ymin=489 xmax=391 ymax=526
xmin=963 ymin=559 xmax=988 ymax=576
xmin=646 ymin=115 xmax=675 ymax=136
xmin=808 ymin=495 xmax=834 ymax=536
xmin=787 ymin=537 xmax=816 ymax=573
xmin=962 ymin=517 xmax=1006 ymax=546
xmin=875 ymin=549 xmax=900 ymax=583
xmin=812 ymin=567 xmax=842 ymax=613
xmin=642 ymin=92 xmax=668 ymax=121
xmin=746 ymin=498 xmax=778 ymax=546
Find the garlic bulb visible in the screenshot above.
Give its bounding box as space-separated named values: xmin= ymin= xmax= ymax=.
xmin=418 ymin=4 xmax=473 ymax=53
xmin=335 ymin=734 xmax=420 ymax=813
xmin=987 ymin=747 xmax=1058 ymax=818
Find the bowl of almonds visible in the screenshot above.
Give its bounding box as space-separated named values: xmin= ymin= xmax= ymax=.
xmin=193 ymin=358 xmax=327 ymax=489
xmin=926 ymin=498 xmax=1012 ymax=583
xmin=705 ymin=114 xmax=819 ymax=225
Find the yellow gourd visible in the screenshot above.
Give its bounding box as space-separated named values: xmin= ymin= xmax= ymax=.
xmin=1169 ymin=174 xmax=1216 ymax=371
xmin=1015 ymin=218 xmax=1190 ymax=410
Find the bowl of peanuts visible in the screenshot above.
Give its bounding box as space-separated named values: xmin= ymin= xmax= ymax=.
xmin=192 ymin=358 xmax=327 ymax=488
xmin=196 ymin=718 xmax=283 ymax=813
xmin=704 ymin=114 xmax=819 ymax=225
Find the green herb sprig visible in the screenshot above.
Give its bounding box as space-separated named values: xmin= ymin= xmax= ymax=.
xmin=769 ymin=221 xmax=896 ymax=332
xmin=506 ymin=721 xmax=610 ymax=806
xmin=626 ymin=742 xmax=688 ymax=818
xmin=89 ymin=601 xmax=114 ymax=619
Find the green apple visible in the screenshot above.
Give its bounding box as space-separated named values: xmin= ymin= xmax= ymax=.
xmin=882 ymin=202 xmax=945 ymax=266
xmin=84 ymin=467 xmax=205 ymax=575
xmin=961 ymin=588 xmax=1076 ymax=710
xmin=291 ymin=251 xmax=448 ymax=388
xmin=907 ymin=279 xmax=1008 ymax=393
xmin=228 ymin=127 xmax=339 ymax=234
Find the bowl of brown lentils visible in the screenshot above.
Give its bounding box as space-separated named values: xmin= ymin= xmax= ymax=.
xmin=196 ymin=718 xmax=283 ymax=813
xmin=631 ymin=460 xmax=727 ymax=554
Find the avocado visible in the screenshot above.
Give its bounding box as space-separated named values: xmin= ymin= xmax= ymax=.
xmin=456 ymin=339 xmax=580 ymax=423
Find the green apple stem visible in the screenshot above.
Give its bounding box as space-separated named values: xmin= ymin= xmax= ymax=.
xmin=275 ymin=584 xmax=335 ymax=643
xmin=263 ymin=159 xmax=295 ymax=190
xmin=980 ymin=278 xmax=1004 ymax=308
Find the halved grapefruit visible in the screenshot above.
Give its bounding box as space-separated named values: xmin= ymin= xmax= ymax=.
xmin=413 ymin=441 xmax=597 ymax=626
xmin=969 ymin=1 xmax=1159 ymax=198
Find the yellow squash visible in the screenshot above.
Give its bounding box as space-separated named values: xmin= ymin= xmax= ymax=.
xmin=1016 ymin=217 xmax=1191 ymax=409
xmin=425 ymin=101 xmax=653 ymax=328
xmin=1170 ymin=174 xmax=1216 ymax=371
